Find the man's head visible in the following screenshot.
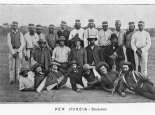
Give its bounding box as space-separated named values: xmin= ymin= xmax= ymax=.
xmin=36 ymin=25 xmax=42 ymax=35
xmin=70 ymin=60 xmax=78 ymax=70
xmin=110 ymin=33 xmax=118 ymax=45
xmin=49 ymin=62 xmax=60 ymax=72
xmin=74 ymin=37 xmax=82 ymax=47
xmin=88 ymin=19 xmax=95 ymax=28
xmin=28 ymin=24 xmax=35 ymax=35
xmin=87 ymin=35 xmax=97 ymax=45
xmin=48 ymin=24 xmax=55 ymax=33
xmin=128 ymin=21 xmax=135 ymax=31
xmin=74 ymin=19 xmax=81 ymax=29
xmin=60 ymin=21 xmax=67 ymax=30
xmin=83 ymin=64 xmax=93 ymax=75
xmin=120 ymin=61 xmax=131 ymax=73
xmin=31 ymin=63 xmax=42 ymax=73
xmin=58 ymin=36 xmax=65 ymax=47
xmin=96 ymin=62 xmax=109 ymax=75
xmin=138 ymin=21 xmax=145 ymax=31
xmin=11 ymin=21 xmax=18 ymax=31
xmin=102 ymin=21 xmax=108 ymax=31
xmin=115 ymin=20 xmax=121 ymax=31
xmin=38 ymin=39 xmax=46 ymax=48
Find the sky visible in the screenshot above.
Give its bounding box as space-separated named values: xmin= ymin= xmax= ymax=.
xmin=0 ymin=4 xmax=155 ymax=28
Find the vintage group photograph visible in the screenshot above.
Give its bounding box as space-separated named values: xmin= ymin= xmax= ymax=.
xmin=0 ymin=4 xmax=155 ymax=103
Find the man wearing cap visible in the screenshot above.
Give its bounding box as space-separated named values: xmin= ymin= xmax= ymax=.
xmin=57 ymin=21 xmax=70 ymax=46
xmin=69 ymin=19 xmax=85 ymax=47
xmin=69 ymin=37 xmax=87 ymax=66
xmin=46 ymin=24 xmax=58 ymax=52
xmin=124 ymin=21 xmax=136 ymax=70
xmin=36 ymin=25 xmax=46 ymax=41
xmin=84 ymin=19 xmax=99 ymax=47
xmin=117 ymin=60 xmax=155 ymax=100
xmin=85 ymin=36 xmax=101 ymax=66
xmin=98 ymin=21 xmax=113 ymax=48
xmin=7 ymin=21 xmax=25 ymax=84
xmin=131 ymin=21 xmax=151 ymax=77
xmin=113 ymin=20 xmax=125 ymax=46
xmin=52 ymin=36 xmax=71 ymax=65
xmin=24 ymin=24 xmax=39 ymax=66
xmin=32 ymin=39 xmax=51 ymax=71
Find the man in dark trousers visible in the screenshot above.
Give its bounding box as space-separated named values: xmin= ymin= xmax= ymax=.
xmin=124 ymin=21 xmax=136 ymax=70
xmin=85 ymin=35 xmax=101 ymax=66
xmin=69 ymin=37 xmax=87 ymax=66
xmin=117 ymin=61 xmax=155 ymax=100
xmin=57 ymin=21 xmax=70 ymax=46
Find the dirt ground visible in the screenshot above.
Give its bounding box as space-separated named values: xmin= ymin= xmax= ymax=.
xmin=0 ymin=36 xmax=155 ymax=103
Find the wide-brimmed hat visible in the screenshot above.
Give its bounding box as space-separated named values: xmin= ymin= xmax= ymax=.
xmin=31 ymin=63 xmax=41 ymax=71
xmin=119 ymin=61 xmax=131 ymax=68
xmin=87 ymin=35 xmax=97 ymax=41
xmin=19 ymin=67 xmax=30 ymax=75
xmin=83 ymin=64 xmax=94 ymax=71
xmin=96 ymin=61 xmax=109 ymax=71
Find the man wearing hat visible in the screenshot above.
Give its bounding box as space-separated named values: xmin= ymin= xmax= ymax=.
xmin=101 ymin=33 xmax=119 ymax=71
xmin=85 ymin=35 xmax=101 ymax=66
xmin=84 ymin=19 xmax=99 ymax=47
xmin=98 ymin=21 xmax=113 ymax=48
xmin=46 ymin=24 xmax=58 ymax=52
xmin=124 ymin=21 xmax=136 ymax=70
xmin=57 ymin=21 xmax=70 ymax=46
xmin=117 ymin=60 xmax=155 ymax=100
xmin=69 ymin=37 xmax=87 ymax=66
xmin=52 ymin=35 xmax=71 ymax=66
xmin=114 ymin=20 xmax=125 ymax=46
xmin=32 ymin=39 xmax=51 ymax=71
xmin=65 ymin=60 xmax=84 ymax=92
xmin=7 ymin=21 xmax=25 ymax=84
xmin=18 ymin=67 xmax=35 ymax=91
xmin=36 ymin=25 xmax=46 ymax=41
xmin=131 ymin=21 xmax=151 ymax=77
xmin=24 ymin=24 xmax=39 ymax=66
xmin=89 ymin=61 xmax=119 ymax=93
xmin=69 ymin=19 xmax=85 ymax=47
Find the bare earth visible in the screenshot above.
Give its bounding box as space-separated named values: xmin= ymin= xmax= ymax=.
xmin=0 ymin=36 xmax=155 ymax=103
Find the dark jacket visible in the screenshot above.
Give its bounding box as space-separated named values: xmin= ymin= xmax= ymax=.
xmin=69 ymin=47 xmax=87 ymax=66
xmin=86 ymin=45 xmax=101 ymax=66
xmin=57 ymin=29 xmax=70 ymax=46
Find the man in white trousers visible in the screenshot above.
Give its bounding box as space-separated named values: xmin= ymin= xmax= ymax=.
xmin=7 ymin=21 xmax=25 ymax=84
xmin=131 ymin=21 xmax=151 ymax=77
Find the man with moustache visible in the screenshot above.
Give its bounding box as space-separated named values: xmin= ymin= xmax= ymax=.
xmin=124 ymin=21 xmax=136 ymax=70
xmin=24 ymin=24 xmax=39 ymax=66
xmin=131 ymin=21 xmax=151 ymax=77
xmin=84 ymin=19 xmax=99 ymax=47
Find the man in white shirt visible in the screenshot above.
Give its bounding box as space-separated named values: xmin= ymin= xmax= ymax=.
xmin=7 ymin=21 xmax=25 ymax=84
xmin=113 ymin=20 xmax=125 ymax=46
xmin=52 ymin=36 xmax=71 ymax=63
xmin=24 ymin=24 xmax=39 ymax=65
xmin=131 ymin=21 xmax=151 ymax=77
xmin=98 ymin=21 xmax=113 ymax=48
xmin=84 ymin=19 xmax=99 ymax=47
xmin=69 ymin=19 xmax=85 ymax=47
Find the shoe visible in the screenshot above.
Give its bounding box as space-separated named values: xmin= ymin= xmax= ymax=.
xmin=9 ymin=80 xmax=14 ymax=84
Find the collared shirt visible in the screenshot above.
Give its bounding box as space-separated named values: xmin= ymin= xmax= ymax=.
xmin=113 ymin=30 xmax=125 ymax=46
xmin=69 ymin=28 xmax=85 ymax=40
xmin=84 ymin=28 xmax=99 ymax=47
xmin=24 ymin=32 xmax=39 ymax=49
xmin=52 ymin=46 xmax=71 ymax=63
xmin=7 ymin=29 xmax=25 ymax=54
xmin=131 ymin=30 xmax=151 ymax=52
xmin=98 ymin=29 xmax=112 ymax=46
xmin=125 ymin=30 xmax=135 ymax=48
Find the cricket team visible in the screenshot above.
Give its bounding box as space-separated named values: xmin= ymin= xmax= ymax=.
xmin=7 ymin=19 xmax=155 ymax=100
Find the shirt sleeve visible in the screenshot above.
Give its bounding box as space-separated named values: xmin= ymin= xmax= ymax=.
xmin=131 ymin=33 xmax=137 ymax=52
xmin=18 ymin=32 xmax=25 ymax=52
xmin=69 ymin=30 xmax=73 ymax=40
xmin=7 ymin=33 xmax=14 ymax=54
xmin=142 ymin=32 xmax=151 ymax=51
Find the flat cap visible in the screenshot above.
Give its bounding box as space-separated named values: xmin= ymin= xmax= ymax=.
xmin=102 ymin=21 xmax=108 ymax=25
xmin=75 ymin=19 xmax=81 ymax=23
xmin=138 ymin=21 xmax=145 ymax=25
xmin=88 ymin=19 xmax=94 ymax=22
xmin=83 ymin=64 xmax=94 ymax=71
xmin=128 ymin=21 xmax=135 ymax=25
xmin=119 ymin=61 xmax=131 ymax=68
xmin=61 ymin=21 xmax=67 ymax=25
xmin=12 ymin=21 xmax=18 ymax=25
xmin=96 ymin=61 xmax=109 ymax=71
xmin=115 ymin=20 xmax=121 ymax=24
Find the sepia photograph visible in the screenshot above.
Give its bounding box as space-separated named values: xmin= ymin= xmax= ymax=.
xmin=0 ymin=4 xmax=155 ymax=103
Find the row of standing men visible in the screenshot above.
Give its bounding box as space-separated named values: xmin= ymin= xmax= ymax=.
xmin=7 ymin=19 xmax=151 ymax=87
